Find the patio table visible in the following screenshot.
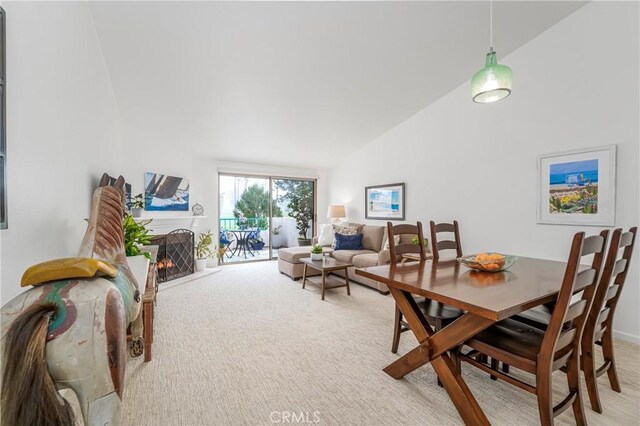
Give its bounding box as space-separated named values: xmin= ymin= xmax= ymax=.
xmin=228 ymin=229 xmax=258 ymax=260
xmin=356 ymin=256 xmax=569 ymax=425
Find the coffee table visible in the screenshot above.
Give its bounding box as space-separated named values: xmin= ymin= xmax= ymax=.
xmin=300 ymin=257 xmax=352 ymax=300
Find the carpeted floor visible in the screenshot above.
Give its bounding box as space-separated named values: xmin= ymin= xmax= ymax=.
xmin=72 ymin=261 xmax=640 ymax=425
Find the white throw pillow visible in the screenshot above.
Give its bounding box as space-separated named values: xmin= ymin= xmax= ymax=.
xmin=318 ymin=224 xmax=335 ymax=246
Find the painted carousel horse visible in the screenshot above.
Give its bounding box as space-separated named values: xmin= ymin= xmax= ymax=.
xmin=1 ymin=174 xmax=144 ymax=426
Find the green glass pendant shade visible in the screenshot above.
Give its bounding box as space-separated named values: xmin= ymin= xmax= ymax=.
xmin=471 ymin=49 xmax=512 ymax=103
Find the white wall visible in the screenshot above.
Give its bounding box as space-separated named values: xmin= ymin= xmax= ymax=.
xmin=0 ymin=2 xmax=328 ymax=302
xmin=106 ymin=122 xmax=326 ymax=266
xmin=324 ymin=2 xmax=640 ymax=342
xmin=0 ymin=2 xmax=123 ymax=303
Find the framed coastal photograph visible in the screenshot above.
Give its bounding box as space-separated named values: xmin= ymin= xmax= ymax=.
xmin=537 ymin=145 xmax=616 ymax=226
xmin=145 ymin=172 xmax=190 ymax=211
xmin=365 ymin=183 xmax=405 ymax=220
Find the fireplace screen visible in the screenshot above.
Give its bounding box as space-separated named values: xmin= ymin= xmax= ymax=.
xmin=150 ymin=229 xmax=194 ymax=283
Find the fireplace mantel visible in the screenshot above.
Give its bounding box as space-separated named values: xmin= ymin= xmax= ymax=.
xmin=134 ymin=215 xmax=207 ymax=235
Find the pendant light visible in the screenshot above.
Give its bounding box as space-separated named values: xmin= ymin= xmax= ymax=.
xmin=471 ymin=0 xmax=512 ymax=103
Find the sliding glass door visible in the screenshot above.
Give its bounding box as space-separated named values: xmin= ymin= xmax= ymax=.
xmin=271 ymin=179 xmax=315 ymax=260
xmin=218 ymin=174 xmax=315 ymax=263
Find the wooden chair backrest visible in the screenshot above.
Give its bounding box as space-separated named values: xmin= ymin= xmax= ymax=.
xmin=386 ymin=222 xmax=427 ymax=266
xmin=539 ymin=230 xmax=609 ymax=370
xmin=429 ymin=220 xmax=463 ymax=261
xmin=584 ymin=227 xmax=637 ymax=344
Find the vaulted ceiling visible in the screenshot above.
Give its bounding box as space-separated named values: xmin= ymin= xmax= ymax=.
xmin=89 ymin=1 xmax=585 ymax=168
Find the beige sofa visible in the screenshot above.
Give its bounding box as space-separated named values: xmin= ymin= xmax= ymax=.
xmin=277 ymin=223 xmax=388 ymax=292
xmin=315 ymin=224 xmax=390 ymax=294
xmin=278 ymin=223 xmax=429 ymax=295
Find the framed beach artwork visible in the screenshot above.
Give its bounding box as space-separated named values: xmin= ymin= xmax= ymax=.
xmin=537 ymin=145 xmax=616 ymax=226
xmin=144 ymin=172 xmax=190 ymax=211
xmin=365 ymin=183 xmax=405 ymax=220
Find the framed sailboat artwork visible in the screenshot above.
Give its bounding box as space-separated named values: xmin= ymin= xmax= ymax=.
xmin=144 ymin=172 xmax=190 ymax=211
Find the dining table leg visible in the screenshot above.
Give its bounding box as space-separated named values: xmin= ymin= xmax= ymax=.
xmin=385 ymin=287 xmax=494 ymax=426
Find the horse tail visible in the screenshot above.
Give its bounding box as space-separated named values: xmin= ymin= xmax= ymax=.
xmin=1 ymin=303 xmax=75 ymax=426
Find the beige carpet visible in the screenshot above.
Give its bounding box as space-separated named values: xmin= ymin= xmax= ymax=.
xmin=70 ymin=261 xmax=640 ymax=425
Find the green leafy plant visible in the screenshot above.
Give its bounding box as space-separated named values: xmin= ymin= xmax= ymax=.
xmin=131 ymin=193 xmax=144 ymax=209
xmin=411 ymin=236 xmax=428 ymax=246
xmin=123 ymin=215 xmax=152 ymax=260
xmin=233 ymin=184 xmax=282 ymax=223
xmin=216 ymin=246 xmax=227 ymax=262
xmin=195 ymin=230 xmax=215 ymax=260
xmin=311 ymin=244 xmax=323 ymax=254
xmin=274 ymin=180 xmax=313 ymax=240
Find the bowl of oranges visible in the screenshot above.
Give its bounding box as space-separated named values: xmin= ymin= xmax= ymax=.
xmin=457 ymin=252 xmax=517 ymax=272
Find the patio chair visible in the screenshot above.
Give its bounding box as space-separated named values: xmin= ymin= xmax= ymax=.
xmin=247 ymin=229 xmax=264 ymax=251
xmin=220 ymin=229 xmax=235 ymax=259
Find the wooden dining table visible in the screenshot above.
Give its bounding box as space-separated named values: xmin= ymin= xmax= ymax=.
xmin=356 ymin=256 xmax=569 ymax=426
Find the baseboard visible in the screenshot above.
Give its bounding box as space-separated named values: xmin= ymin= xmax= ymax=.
xmin=613 ymin=329 xmax=640 ymax=345
xmin=159 ymin=267 xmax=222 ymax=292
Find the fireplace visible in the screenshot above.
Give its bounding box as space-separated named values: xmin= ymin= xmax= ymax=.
xmin=150 ymin=229 xmax=195 ymax=283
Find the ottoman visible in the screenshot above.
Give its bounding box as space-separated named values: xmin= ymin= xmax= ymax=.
xmin=277 ymin=246 xmax=334 ymax=280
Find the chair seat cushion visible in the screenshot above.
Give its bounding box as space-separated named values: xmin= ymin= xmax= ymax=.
xmin=332 ymin=249 xmax=376 ymax=264
xmin=467 ymin=318 xmax=545 ymax=362
xmin=352 ymin=253 xmax=379 ymax=268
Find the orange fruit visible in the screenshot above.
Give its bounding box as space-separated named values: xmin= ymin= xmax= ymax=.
xmin=484 ymin=263 xmax=500 ymax=271
xmin=475 ymin=253 xmax=490 ymax=262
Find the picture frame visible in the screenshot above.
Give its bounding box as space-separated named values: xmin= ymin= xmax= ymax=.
xmin=365 ymin=183 xmax=405 ymax=220
xmin=537 ymin=145 xmax=616 ymax=226
xmin=145 ymin=172 xmax=190 ymax=211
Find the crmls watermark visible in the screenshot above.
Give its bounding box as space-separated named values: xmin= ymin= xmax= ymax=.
xmin=269 ymin=411 xmax=321 ymax=423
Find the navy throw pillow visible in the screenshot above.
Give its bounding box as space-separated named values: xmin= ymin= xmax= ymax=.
xmin=334 ymin=233 xmax=364 ymax=250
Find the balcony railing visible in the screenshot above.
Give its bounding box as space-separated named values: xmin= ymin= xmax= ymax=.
xmin=219 ymin=217 xmax=269 ymax=231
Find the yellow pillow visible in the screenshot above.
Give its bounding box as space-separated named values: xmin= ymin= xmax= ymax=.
xmin=21 ymin=258 xmax=118 ymax=287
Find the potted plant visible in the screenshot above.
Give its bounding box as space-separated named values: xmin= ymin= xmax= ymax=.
xmin=195 ymin=230 xmax=214 ymax=271
xmin=216 ymin=244 xmax=227 ymax=264
xmin=274 ymin=180 xmax=313 ymax=246
xmin=123 ymin=214 xmax=153 ymax=260
xmin=130 ymin=193 xmax=145 ymax=218
xmin=310 ymin=243 xmax=323 ymax=261
xmin=271 ymin=225 xmax=283 ymax=249
xmin=411 ymin=236 xmax=429 ymax=247
xmin=237 ymin=213 xmax=248 ymax=230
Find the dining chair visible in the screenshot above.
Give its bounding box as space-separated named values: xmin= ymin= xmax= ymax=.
xmin=387 ymin=221 xmax=463 ymax=385
xmin=512 ymin=227 xmax=637 ymax=414
xmin=459 ymin=230 xmax=609 ymax=426
xmin=581 ymin=227 xmax=637 ymax=413
xmin=429 ymin=220 xmax=463 ymax=261
xmin=387 ymin=221 xmax=428 ymax=354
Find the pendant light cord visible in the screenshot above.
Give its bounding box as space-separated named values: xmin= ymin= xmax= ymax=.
xmin=489 ymin=0 xmax=493 ymax=51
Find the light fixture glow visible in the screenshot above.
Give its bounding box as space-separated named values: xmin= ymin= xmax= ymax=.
xmin=471 ymin=1 xmax=512 ymax=103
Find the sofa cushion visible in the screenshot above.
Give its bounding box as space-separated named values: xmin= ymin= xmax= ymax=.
xmin=352 ymin=253 xmax=379 ymax=268
xmin=332 ymin=249 xmax=375 ymax=264
xmin=279 ymin=246 xmax=334 ymax=263
xmin=348 ymin=222 xmax=365 ymax=234
xmin=318 ymin=224 xmax=334 ymax=246
xmin=362 ymin=225 xmax=385 ymax=252
xmin=335 ymin=233 xmax=364 ymax=250
xmin=332 ymin=224 xmax=358 ymax=236
xmin=383 ymin=235 xmax=401 ymax=250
